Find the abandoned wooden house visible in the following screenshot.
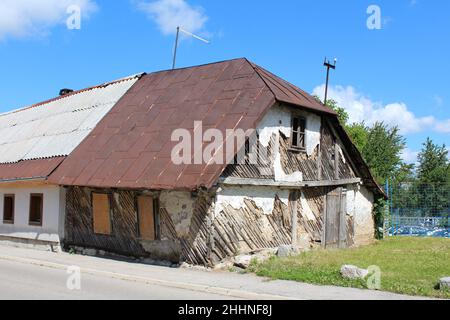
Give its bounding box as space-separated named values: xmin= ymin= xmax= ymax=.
xmin=1 ymin=58 xmax=384 ymax=265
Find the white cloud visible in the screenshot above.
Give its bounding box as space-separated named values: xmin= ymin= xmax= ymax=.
xmin=137 ymin=0 xmax=208 ymax=35
xmin=0 ymin=0 xmax=97 ymax=40
xmin=313 ymin=84 xmax=449 ymax=135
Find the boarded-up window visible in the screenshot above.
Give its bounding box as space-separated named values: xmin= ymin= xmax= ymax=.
xmin=291 ymin=116 xmax=306 ymax=150
xmin=3 ymin=195 xmax=15 ymax=224
xmin=29 ymin=194 xmax=43 ymax=226
xmin=92 ymin=193 xmax=111 ymax=235
xmin=137 ymin=195 xmax=156 ymax=240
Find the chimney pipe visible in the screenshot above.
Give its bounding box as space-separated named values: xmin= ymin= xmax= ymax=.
xmin=59 ymin=88 xmax=74 ymax=96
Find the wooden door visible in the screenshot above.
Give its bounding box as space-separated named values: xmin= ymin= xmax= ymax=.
xmin=324 ymin=187 xmax=347 ymax=248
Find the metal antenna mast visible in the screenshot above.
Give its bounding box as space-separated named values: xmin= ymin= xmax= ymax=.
xmin=172 ymin=26 xmax=210 ymax=70
xmin=323 ymin=57 xmax=337 ymax=105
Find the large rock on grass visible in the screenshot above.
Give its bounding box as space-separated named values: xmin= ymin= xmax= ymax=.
xmin=340 ymin=265 xmax=369 ymax=280
xmin=233 ymin=255 xmax=253 ymax=269
xmin=440 ymin=277 xmax=450 ymax=290
xmin=276 ymin=245 xmax=295 ymax=258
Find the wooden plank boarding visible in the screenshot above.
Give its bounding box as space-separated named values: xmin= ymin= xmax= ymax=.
xmin=220 ymin=177 xmax=361 ymax=188
xmin=289 ymin=191 xmax=300 ymax=246
xmin=137 ymin=195 xmax=156 ymax=240
xmin=92 ymin=193 xmax=111 ymax=235
xmin=325 ymin=188 xmax=340 ymax=248
xmin=324 ymin=187 xmax=347 ymax=248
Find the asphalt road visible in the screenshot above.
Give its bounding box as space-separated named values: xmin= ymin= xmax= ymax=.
xmin=0 ymin=259 xmax=233 ymax=300
xmin=0 ymin=246 xmax=430 ymax=300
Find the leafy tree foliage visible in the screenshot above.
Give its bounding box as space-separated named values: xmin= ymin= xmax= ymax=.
xmin=415 ymin=138 xmax=450 ymax=216
xmin=362 ymin=122 xmax=406 ymax=184
xmin=320 ymin=97 xmax=448 ymax=219
xmin=417 ymin=138 xmax=449 ymax=184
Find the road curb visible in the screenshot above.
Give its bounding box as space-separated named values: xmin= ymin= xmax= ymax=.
xmin=0 ymin=254 xmax=294 ymax=300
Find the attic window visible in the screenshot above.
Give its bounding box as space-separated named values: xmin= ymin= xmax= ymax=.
xmin=291 ymin=116 xmax=306 ymax=151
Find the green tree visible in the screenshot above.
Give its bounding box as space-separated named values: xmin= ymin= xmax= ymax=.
xmin=346 ymin=122 xmax=369 ymax=152
xmin=320 ymin=96 xmax=407 ymax=184
xmin=417 ymin=138 xmax=449 ymax=184
xmin=317 ymin=96 xmax=369 ymax=151
xmin=416 ymin=138 xmax=450 ymax=216
xmin=325 ymin=99 xmax=349 ymax=125
xmin=362 ymin=122 xmax=406 ymax=185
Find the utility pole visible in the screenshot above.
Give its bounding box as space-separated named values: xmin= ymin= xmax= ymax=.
xmin=323 ymin=57 xmax=337 ymax=105
xmin=172 ymin=26 xmax=210 ymax=70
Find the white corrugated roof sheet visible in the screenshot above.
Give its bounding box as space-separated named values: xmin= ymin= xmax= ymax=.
xmin=0 ymin=74 xmax=141 ymax=164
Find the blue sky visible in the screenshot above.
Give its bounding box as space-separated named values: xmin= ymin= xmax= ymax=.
xmin=0 ymin=0 xmax=448 ymax=163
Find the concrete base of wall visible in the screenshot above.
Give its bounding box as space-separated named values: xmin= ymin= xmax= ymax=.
xmin=0 ymin=235 xmax=61 ymax=253
xmin=353 ymin=234 xmax=375 ymax=246
xmin=65 ymin=244 xmax=179 ymax=268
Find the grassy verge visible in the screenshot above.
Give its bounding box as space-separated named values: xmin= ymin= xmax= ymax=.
xmin=249 ymin=237 xmax=450 ymax=298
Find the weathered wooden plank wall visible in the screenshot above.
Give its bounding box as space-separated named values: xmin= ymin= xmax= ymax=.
xmin=223 ymin=122 xmax=356 ymax=182
xmin=65 ymin=186 xmax=212 ymax=264
xmin=297 ymin=188 xmax=326 ymax=244
xmin=65 ymin=187 xmax=145 ymax=256
xmin=64 ymin=184 xmax=356 ymax=266
xmin=211 ymin=196 xmax=292 ymax=264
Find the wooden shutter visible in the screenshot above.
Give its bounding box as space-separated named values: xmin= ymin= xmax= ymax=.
xmin=93 ymin=193 xmax=111 ymax=235
xmin=137 ymin=195 xmax=155 ymax=240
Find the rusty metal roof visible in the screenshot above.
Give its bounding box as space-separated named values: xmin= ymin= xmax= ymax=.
xmin=48 ymin=58 xmax=339 ymax=190
xmin=251 ymin=63 xmax=336 ymax=115
xmin=0 ymin=157 xmax=65 ymax=182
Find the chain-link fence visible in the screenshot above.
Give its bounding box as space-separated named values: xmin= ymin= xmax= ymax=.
xmin=385 ymin=182 xmax=449 ymax=238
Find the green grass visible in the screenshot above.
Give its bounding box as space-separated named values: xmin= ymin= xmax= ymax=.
xmin=249 ymin=237 xmax=450 ymax=298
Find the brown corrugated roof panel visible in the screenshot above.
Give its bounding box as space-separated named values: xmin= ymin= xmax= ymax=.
xmin=0 ymin=157 xmax=65 ymax=182
xmin=48 ymin=58 xmax=337 ymax=190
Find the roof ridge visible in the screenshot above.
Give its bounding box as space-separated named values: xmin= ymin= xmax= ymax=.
xmin=0 ymin=73 xmax=145 ymax=117
xmin=248 ymin=60 xmax=335 ymax=115
xmin=253 ymin=63 xmax=316 ymax=105
xmin=143 ymin=58 xmax=248 ymax=77
xmin=245 ymin=59 xmax=279 ymax=103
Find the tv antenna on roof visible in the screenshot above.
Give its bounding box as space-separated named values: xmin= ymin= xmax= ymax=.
xmin=323 ymin=57 xmax=337 ymax=105
xmin=172 ymin=26 xmax=210 ymax=70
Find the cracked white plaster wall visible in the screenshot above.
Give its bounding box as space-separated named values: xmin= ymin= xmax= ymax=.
xmin=305 ymin=112 xmax=321 ymax=157
xmin=346 ymin=185 xmax=357 ymax=217
xmin=257 ymin=105 xmax=292 ymax=148
xmin=160 ymin=191 xmax=194 ymax=237
xmin=215 ymin=186 xmax=290 ymax=216
xmin=354 ymin=185 xmax=374 ymax=238
xmin=256 ymin=104 xmax=322 ymax=183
